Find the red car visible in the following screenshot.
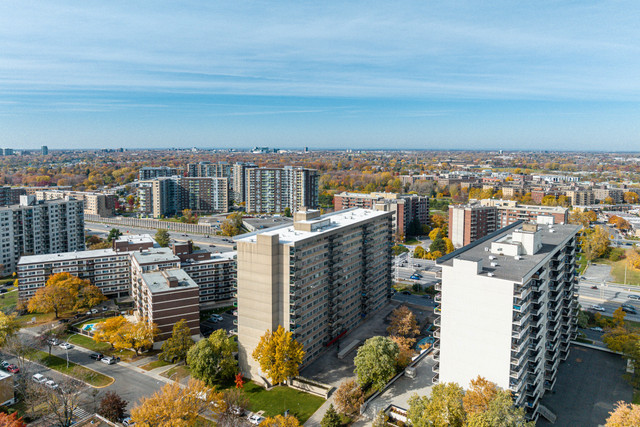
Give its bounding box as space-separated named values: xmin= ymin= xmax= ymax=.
xmin=7 ymin=364 xmax=19 ymax=374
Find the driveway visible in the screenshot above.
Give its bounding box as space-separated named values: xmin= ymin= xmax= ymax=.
xmin=583 ymin=263 xmax=614 ymax=284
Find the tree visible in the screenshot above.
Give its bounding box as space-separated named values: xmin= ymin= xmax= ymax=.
xmin=334 ymin=379 xmax=364 ymax=416
xmin=155 ymin=229 xmax=171 ymax=247
xmin=624 ymin=192 xmax=639 ymax=204
xmin=107 ymin=228 xmax=122 ymax=242
xmin=429 ymin=228 xmax=442 ymax=241
xmin=36 ymin=325 xmax=66 ymax=355
xmin=463 ymin=376 xmax=499 ymax=416
xmin=320 ymin=404 xmax=341 ymax=427
xmin=392 ymin=335 xmax=416 ymax=368
xmin=187 ymin=329 xmax=238 ymax=386
xmin=0 ymin=312 xmax=19 ymax=348
xmin=613 ymin=307 xmax=627 ymax=327
xmin=606 ymin=401 xmax=640 ymax=426
xmin=354 ymin=336 xmax=399 ymax=391
xmin=181 ymin=209 xmax=197 ymax=224
xmin=430 ymin=231 xmax=447 ymax=254
xmin=466 ymin=390 xmax=534 ymax=427
xmin=221 ymin=212 xmax=244 ymax=237
xmin=252 ymin=325 xmax=305 ymax=385
xmin=388 ymin=305 xmax=420 ymax=343
xmin=443 ymin=237 xmax=455 ymax=254
xmin=220 ymin=388 xmax=250 ymax=424
xmin=372 ymin=409 xmax=389 ymax=427
xmin=408 ymin=382 xmax=466 ymax=427
xmin=112 ymin=319 xmax=158 ymax=355
xmin=414 ymin=246 xmax=427 ymax=259
xmin=160 ymin=319 xmax=195 ymax=363
xmin=582 ymin=226 xmax=611 ymax=261
xmin=0 ymin=412 xmax=26 ymax=427
xmin=284 ymin=207 xmax=292 ymax=217
xmin=431 ymin=214 xmax=447 ymax=230
xmin=235 ymin=372 xmax=244 ymax=388
xmin=263 ymin=415 xmax=301 ymax=427
xmin=93 ymin=316 xmax=127 ymax=348
xmin=569 ymin=210 xmax=590 ymax=228
xmin=131 ymin=379 xmax=225 ymax=427
xmin=27 ymin=272 xmax=86 ymax=318
xmin=43 ymin=375 xmax=84 ymax=427
xmin=98 ymin=391 xmax=128 ymax=422
xmin=75 ymin=282 xmax=107 ymax=311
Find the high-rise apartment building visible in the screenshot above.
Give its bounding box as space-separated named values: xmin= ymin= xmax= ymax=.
xmin=36 ymin=190 xmax=117 ymax=217
xmin=179 ymin=177 xmax=229 ymax=214
xmin=0 ymin=196 xmax=85 ymax=275
xmin=232 ymin=162 xmax=257 ymax=204
xmin=138 ymin=166 xmax=179 ymax=181
xmin=0 ymin=187 xmax=26 ymax=206
xmin=245 ymin=166 xmax=319 ymax=213
xmin=235 ymin=208 xmax=392 ymax=381
xmin=137 ymin=177 xmax=180 ymax=218
xmin=187 ymin=161 xmax=232 ymax=179
xmin=564 ymin=190 xmax=595 ymax=207
xmin=334 ymin=192 xmax=429 ymax=239
xmin=449 ymin=200 xmax=569 ymax=248
xmin=41 ymin=146 xmax=48 ymax=155
xmin=433 ymin=220 xmax=580 ymax=421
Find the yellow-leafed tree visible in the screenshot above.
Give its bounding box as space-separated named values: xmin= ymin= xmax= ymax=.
xmin=112 ymin=319 xmax=158 ymax=356
xmin=131 ymin=379 xmax=225 ymax=427
xmin=606 ymin=401 xmax=640 ymax=427
xmin=93 ymin=316 xmax=127 ymax=348
xmin=252 ymin=325 xmax=305 ymax=385
xmin=463 ymin=376 xmax=499 ymax=416
xmin=27 ymin=272 xmax=86 ymax=318
xmin=262 ymin=415 xmax=301 ymax=427
xmin=0 ymin=312 xmax=20 ymax=348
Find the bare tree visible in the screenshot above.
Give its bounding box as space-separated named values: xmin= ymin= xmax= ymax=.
xmin=35 ymin=324 xmax=66 ymax=356
xmin=42 ymin=373 xmax=85 ymax=427
xmin=218 ymin=388 xmax=250 ymax=426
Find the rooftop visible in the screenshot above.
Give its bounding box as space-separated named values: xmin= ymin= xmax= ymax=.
xmin=235 ymin=208 xmax=391 ymax=245
xmin=114 ymin=233 xmax=157 ymax=246
xmin=131 ymin=248 xmax=180 ymax=265
xmin=18 ymin=248 xmax=119 ymax=265
xmin=437 ymin=221 xmax=580 ymax=282
xmin=242 ymin=216 xmax=293 ymax=231
xmin=140 ymin=268 xmax=198 ymax=293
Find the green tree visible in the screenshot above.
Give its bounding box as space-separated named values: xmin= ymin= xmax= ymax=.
xmin=354 ymin=336 xmax=399 ymax=391
xmin=320 ymin=404 xmax=341 ymax=427
xmin=155 ymin=229 xmax=171 ymax=247
xmin=160 ymin=319 xmax=195 ymax=363
xmin=107 ymin=228 xmax=122 ymax=242
xmin=466 ymin=391 xmax=534 ymax=427
xmin=187 ymin=329 xmax=238 ymax=386
xmin=430 ymin=232 xmax=446 ymax=254
xmin=284 ymin=207 xmax=292 ymax=217
xmin=371 ymin=409 xmax=389 ymax=427
xmin=414 ymin=246 xmax=427 ymax=259
xmin=252 ymin=325 xmax=305 ymax=385
xmin=408 ymin=382 xmax=466 ymax=427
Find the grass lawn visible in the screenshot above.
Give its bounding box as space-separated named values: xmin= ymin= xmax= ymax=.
xmin=633 ymin=389 xmax=640 ymax=404
xmin=0 ymin=290 xmax=18 ymax=312
xmin=66 ymin=334 xmax=136 ymax=360
xmin=404 ymin=238 xmax=422 ymax=245
xmin=241 ymin=383 xmax=325 ymax=424
xmin=16 ymin=312 xmax=57 ymax=327
xmin=28 ymin=349 xmax=113 ymax=387
xmin=160 ymin=364 xmax=191 ymax=381
xmin=141 ymin=359 xmax=173 ymax=371
xmin=610 ymin=259 xmax=640 ymax=286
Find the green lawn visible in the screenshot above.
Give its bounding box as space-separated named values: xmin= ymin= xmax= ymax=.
xmin=141 ymin=359 xmax=173 ymax=371
xmin=66 ymin=334 xmax=136 ymax=360
xmin=404 ymin=238 xmax=422 ymax=245
xmin=241 ymin=383 xmax=325 ymax=423
xmin=160 ymin=364 xmax=191 ymax=381
xmin=0 ymin=290 xmax=18 ymax=312
xmin=16 ymin=312 xmax=57 ymax=327
xmin=610 ymin=259 xmax=640 ymax=286
xmin=28 ymin=349 xmax=113 ymax=387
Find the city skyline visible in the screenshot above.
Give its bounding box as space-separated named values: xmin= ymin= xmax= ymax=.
xmin=2 ymin=1 xmax=640 ymax=150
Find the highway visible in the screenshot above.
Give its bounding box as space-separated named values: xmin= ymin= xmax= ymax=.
xmin=577 ymin=279 xmax=640 ymax=321
xmin=85 ymin=223 xmax=235 ymax=254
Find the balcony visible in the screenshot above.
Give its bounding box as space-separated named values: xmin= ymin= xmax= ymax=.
xmin=433 ymin=350 xmax=440 ymax=361
xmin=435 ymin=283 xmax=442 ymax=291
xmin=434 ymin=293 xmax=442 ymax=303
xmin=513 ymin=312 xmax=531 ymax=327
xmin=432 ymin=373 xmax=440 ymax=384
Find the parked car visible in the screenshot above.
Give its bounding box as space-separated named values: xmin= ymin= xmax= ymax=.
xmin=32 ymin=373 xmax=47 ymax=384
xmin=122 ymin=417 xmax=134 ymax=426
xmin=45 ymin=380 xmax=59 ymax=390
xmin=248 ymin=414 xmax=265 ymax=425
xmin=622 ymin=305 xmax=637 ymax=314
xmin=0 ymin=362 xmax=10 ymax=370
xmin=59 ymin=342 xmax=73 ymax=350
xmin=101 ymin=357 xmax=116 ymax=365
xmin=591 ymin=285 xmax=598 ymax=290
xmin=590 ymin=326 xmax=604 ymax=332
xmin=7 ymin=364 xmax=19 ymax=373
xmin=89 ymin=353 xmax=104 ymax=361
xmin=401 ymin=291 xmax=411 ymax=295
xmin=410 ymin=275 xmax=421 ymax=280
xmin=48 ymin=338 xmax=61 ymax=346
xmin=628 ymin=295 xmax=640 ymax=301
xmin=589 ymin=304 xmax=606 ymax=312
xmin=210 ymin=314 xmax=223 ymax=322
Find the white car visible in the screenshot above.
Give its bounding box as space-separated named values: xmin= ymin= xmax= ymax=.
xmin=590 ymin=326 xmax=604 ymax=332
xmin=590 ymin=305 xmax=606 ymax=312
xmin=248 ymin=414 xmax=265 ymax=425
xmin=101 ymin=357 xmax=116 ymax=365
xmin=45 ymin=379 xmax=59 ymax=389
xmin=59 ymin=342 xmax=73 ymax=349
xmin=32 ymin=373 xmax=47 ymax=384
xmin=210 ymin=314 xmax=223 ymax=322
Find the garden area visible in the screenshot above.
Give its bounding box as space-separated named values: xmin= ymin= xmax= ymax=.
xmin=25 ymin=349 xmax=113 ymax=387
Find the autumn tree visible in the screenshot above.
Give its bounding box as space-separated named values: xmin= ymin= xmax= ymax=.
xmin=624 ymin=192 xmax=640 ymax=205
xmin=354 ymin=336 xmax=399 ymax=391
xmin=221 ymin=212 xmax=244 ymax=237
xmin=0 ymin=312 xmax=19 ymax=348
xmin=0 ymin=412 xmax=26 ymax=427
xmin=334 ymin=379 xmax=364 ymax=416
xmin=462 ymin=376 xmax=499 ymax=416
xmin=131 ymin=379 xmax=225 ymax=427
xmin=160 ymin=319 xmax=195 ymax=363
xmin=93 ymin=316 xmax=128 ymax=348
xmin=582 ymin=226 xmax=611 ymax=261
xmin=187 ymin=329 xmax=237 ymax=386
xmin=28 ymin=272 xmax=103 ymax=318
xmin=320 ymin=404 xmax=341 ymax=427
xmin=431 ymin=214 xmax=447 ymax=230
xmin=388 ymin=305 xmax=420 ymax=344
xmin=263 ymin=415 xmax=301 ymax=427
xmin=252 ymin=325 xmax=305 ymax=385
xmin=98 ymin=391 xmax=128 ymax=422
xmin=606 ymin=401 xmax=640 ymax=427
xmin=408 ymin=382 xmax=466 ymax=427
xmin=466 ymin=390 xmax=534 ymax=427
xmin=392 ymin=335 xmax=416 ymax=368
xmin=372 ymin=409 xmax=389 ymax=427
xmin=443 ymin=237 xmax=455 ymax=254
xmin=414 ymin=246 xmax=427 ymax=259
xmin=569 ymin=210 xmax=590 ymax=228
xmin=113 ymin=319 xmax=158 ymax=355
xmin=155 ymin=229 xmax=171 ymax=247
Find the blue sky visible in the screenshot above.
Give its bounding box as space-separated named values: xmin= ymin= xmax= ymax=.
xmin=1 ymin=1 xmax=639 ymax=151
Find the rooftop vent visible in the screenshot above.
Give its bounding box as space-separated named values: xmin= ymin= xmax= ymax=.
xmin=484 ymin=247 xmax=489 ymax=252
xmin=514 ymin=255 xmax=521 ymax=260
xmin=490 ymin=262 xmax=498 ymax=267
xmin=488 ymin=272 xmax=494 ymax=277
xmin=488 ymin=255 xmax=496 ymax=260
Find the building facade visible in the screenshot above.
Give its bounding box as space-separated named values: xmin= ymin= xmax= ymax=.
xmin=138 ymin=166 xmax=179 ymax=181
xmin=0 ymin=196 xmax=85 ymax=275
xmin=434 ymin=220 xmax=580 ymax=421
xmin=235 ymin=208 xmax=393 ymax=382
xmin=178 ymin=177 xmax=229 ymax=214
xmin=0 ymin=187 xmax=26 ymax=206
xmin=36 ymin=190 xmax=117 ymax=217
xmin=245 ymin=167 xmax=319 ymax=213
xmin=232 ymin=162 xmax=257 ymax=204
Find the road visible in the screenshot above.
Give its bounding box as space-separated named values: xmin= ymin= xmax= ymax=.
xmin=578 ymin=279 xmax=640 ymax=321
xmin=85 ymin=223 xmax=235 ymax=254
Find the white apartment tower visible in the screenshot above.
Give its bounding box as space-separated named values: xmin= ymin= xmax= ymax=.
xmin=433 ymin=219 xmax=580 ymax=421
xmin=235 ymin=208 xmax=393 ymax=383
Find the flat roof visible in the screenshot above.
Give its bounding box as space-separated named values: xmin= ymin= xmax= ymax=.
xmin=141 ymin=268 xmax=198 ymax=293
xmin=243 ymin=216 xmax=293 ymax=231
xmin=0 ymin=370 xmax=11 ymax=380
xmin=114 ymin=234 xmax=157 ymax=246
xmin=235 ymin=208 xmax=391 ymax=245
xmin=18 ymin=248 xmax=119 ymax=265
xmin=438 ymin=222 xmax=580 ymax=282
xmin=131 ymin=248 xmax=179 ymax=264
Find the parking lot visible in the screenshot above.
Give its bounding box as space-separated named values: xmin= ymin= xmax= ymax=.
xmin=200 ymin=310 xmax=235 ymax=337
